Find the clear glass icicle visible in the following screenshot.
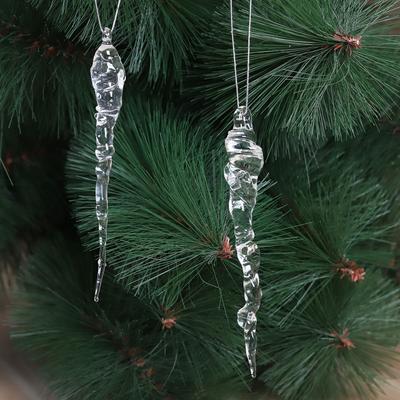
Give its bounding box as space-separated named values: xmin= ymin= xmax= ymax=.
xmin=224 ymin=106 xmax=264 ymax=378
xmin=90 ymin=27 xmax=126 ymax=302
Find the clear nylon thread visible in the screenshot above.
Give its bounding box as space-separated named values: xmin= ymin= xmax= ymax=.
xmin=94 ymin=0 xmax=122 ymax=33
xmin=229 ymin=0 xmax=253 ymax=110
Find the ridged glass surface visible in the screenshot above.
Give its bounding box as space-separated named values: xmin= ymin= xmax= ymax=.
xmin=90 ymin=27 xmax=125 ymax=302
xmin=224 ymin=106 xmax=264 ymax=378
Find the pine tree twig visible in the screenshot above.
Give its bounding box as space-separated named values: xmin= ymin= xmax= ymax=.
xmin=192 ymin=0 xmax=400 ymax=158
xmin=0 ymin=18 xmax=85 ymax=62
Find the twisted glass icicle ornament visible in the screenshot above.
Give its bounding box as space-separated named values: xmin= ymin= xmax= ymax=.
xmin=225 ymin=107 xmax=263 ymax=378
xmin=226 ymin=0 xmax=263 ymax=377
xmin=91 ymin=2 xmax=125 ymax=302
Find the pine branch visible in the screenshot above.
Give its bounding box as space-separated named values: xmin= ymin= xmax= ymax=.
xmin=66 ymin=93 xmax=397 ymax=333
xmin=259 ymin=272 xmax=400 ymax=400
xmin=28 ymin=0 xmax=220 ymax=84
xmin=0 ymin=1 xmax=92 ymax=136
xmin=192 ymin=0 xmax=400 ymax=157
xmin=10 ymin=236 xmax=248 ymax=399
xmin=262 ymin=143 xmax=397 ymax=317
xmin=66 ymin=96 xmax=294 ymax=300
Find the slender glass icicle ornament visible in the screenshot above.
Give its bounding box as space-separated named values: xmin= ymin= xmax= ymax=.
xmin=91 ymin=26 xmax=125 ymax=302
xmin=225 ymin=107 xmax=263 ymax=378
xmin=226 ymin=0 xmax=262 ymax=378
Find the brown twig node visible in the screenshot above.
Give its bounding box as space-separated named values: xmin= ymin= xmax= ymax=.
xmin=141 ymin=367 xmax=156 ymax=379
xmin=333 ymin=32 xmax=362 ymax=55
xmin=161 ymin=317 xmax=177 ymax=330
xmin=217 ymin=235 xmax=234 ymax=260
xmin=330 ymin=328 xmax=356 ymax=350
xmin=132 ymin=357 xmax=146 ymax=367
xmin=161 ymin=307 xmax=178 ymax=330
xmin=336 ymin=258 xmax=366 ymax=282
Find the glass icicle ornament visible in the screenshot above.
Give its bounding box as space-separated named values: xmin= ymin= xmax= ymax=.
xmin=224 ymin=106 xmax=264 ymax=378
xmin=90 ymin=27 xmax=126 ymax=302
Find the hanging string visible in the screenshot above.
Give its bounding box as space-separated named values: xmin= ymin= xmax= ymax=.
xmin=229 ymin=0 xmax=253 ymax=110
xmin=94 ymin=0 xmax=122 ymax=33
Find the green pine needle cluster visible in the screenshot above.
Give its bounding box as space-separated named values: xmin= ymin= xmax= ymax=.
xmin=28 ymin=0 xmax=219 ymax=84
xmin=66 ymin=97 xmax=292 ymax=302
xmin=11 ymin=237 xmax=246 ymax=400
xmin=0 ymin=0 xmax=92 ymax=137
xmin=193 ymin=0 xmax=400 ymax=156
xmin=260 ymin=273 xmax=400 ymax=400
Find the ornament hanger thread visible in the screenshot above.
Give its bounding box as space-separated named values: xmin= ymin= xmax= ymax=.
xmin=230 ymin=0 xmax=253 ymax=110
xmin=94 ymin=0 xmax=122 ymax=33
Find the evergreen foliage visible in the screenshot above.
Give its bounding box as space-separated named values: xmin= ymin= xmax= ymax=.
xmin=11 ymin=237 xmax=247 ymax=400
xmin=66 ymin=97 xmax=293 ymax=302
xmin=0 ymin=0 xmax=92 ymax=137
xmin=28 ymin=0 xmax=219 ymax=84
xmin=259 ymin=273 xmax=400 ymax=400
xmin=1 ymin=0 xmax=400 ymax=399
xmin=194 ymin=0 xmax=400 ymax=156
xmin=0 ymin=133 xmax=67 ymax=253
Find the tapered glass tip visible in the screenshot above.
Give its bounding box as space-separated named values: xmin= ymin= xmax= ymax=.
xmin=93 ymin=259 xmax=106 ymax=303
